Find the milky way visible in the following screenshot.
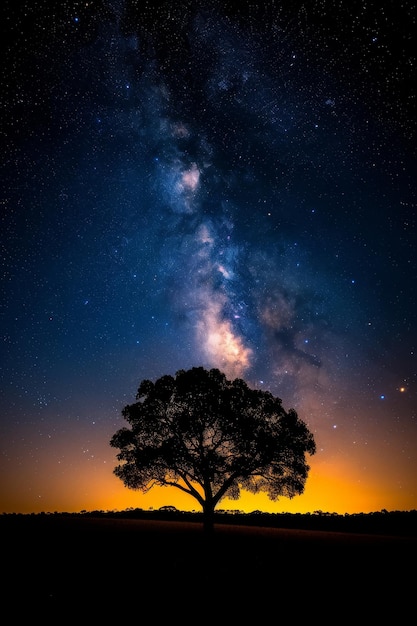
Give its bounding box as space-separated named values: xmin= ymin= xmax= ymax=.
xmin=1 ymin=1 xmax=416 ymax=514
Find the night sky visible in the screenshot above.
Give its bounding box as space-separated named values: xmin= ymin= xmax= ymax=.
xmin=1 ymin=0 xmax=416 ymax=515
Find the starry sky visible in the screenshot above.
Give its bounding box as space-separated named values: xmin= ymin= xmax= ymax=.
xmin=1 ymin=0 xmax=416 ymax=515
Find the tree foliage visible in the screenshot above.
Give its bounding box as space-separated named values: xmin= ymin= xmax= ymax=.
xmin=110 ymin=367 xmax=316 ymax=530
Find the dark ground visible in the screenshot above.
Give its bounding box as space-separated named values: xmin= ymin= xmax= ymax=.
xmin=2 ymin=514 xmax=415 ymax=622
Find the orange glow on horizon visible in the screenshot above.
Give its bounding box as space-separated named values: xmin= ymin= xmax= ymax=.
xmin=1 ymin=416 xmax=415 ymax=515
xmin=1 ymin=450 xmax=415 ymax=515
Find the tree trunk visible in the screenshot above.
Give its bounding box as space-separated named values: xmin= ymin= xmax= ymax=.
xmin=202 ymin=501 xmax=215 ymax=536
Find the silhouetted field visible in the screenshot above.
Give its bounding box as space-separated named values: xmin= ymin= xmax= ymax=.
xmin=73 ymin=506 xmax=417 ymax=536
xmin=2 ymin=511 xmax=415 ymax=621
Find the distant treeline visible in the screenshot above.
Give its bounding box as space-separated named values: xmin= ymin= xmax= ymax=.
xmin=3 ymin=507 xmax=416 ymax=537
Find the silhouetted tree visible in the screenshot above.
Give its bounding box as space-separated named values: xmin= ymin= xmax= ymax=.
xmin=110 ymin=367 xmax=316 ymax=533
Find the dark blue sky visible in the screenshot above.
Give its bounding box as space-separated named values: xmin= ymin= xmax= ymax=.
xmin=1 ymin=0 xmax=416 ymax=514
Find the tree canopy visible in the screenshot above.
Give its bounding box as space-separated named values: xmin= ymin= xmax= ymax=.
xmin=110 ymin=367 xmax=316 ymax=531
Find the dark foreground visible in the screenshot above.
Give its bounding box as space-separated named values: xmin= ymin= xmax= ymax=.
xmin=2 ymin=515 xmax=415 ymax=621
